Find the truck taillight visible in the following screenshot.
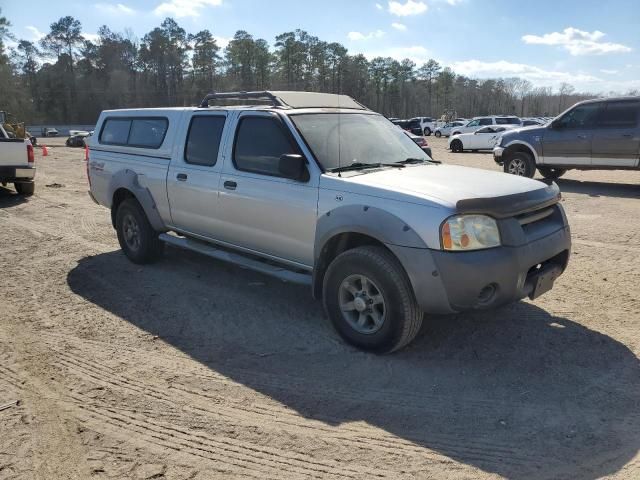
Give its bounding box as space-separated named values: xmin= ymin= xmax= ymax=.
xmin=85 ymin=152 xmax=91 ymax=188
xmin=27 ymin=144 xmax=34 ymax=163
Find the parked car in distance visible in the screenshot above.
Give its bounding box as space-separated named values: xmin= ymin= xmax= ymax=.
xmin=0 ymin=124 xmax=36 ymax=195
xmin=66 ymin=131 xmax=91 ymax=147
xmin=451 ymin=116 xmax=522 ymax=135
xmin=408 ymin=116 xmax=437 ymax=136
xmin=449 ymin=125 xmax=516 ymax=153
xmin=88 ymin=90 xmax=571 ymax=353
xmin=495 ymin=96 xmax=640 ymax=178
xmin=402 ymin=129 xmax=433 ymax=158
xmin=43 ymin=127 xmax=59 ymax=137
xmin=434 ymin=121 xmax=466 ymax=138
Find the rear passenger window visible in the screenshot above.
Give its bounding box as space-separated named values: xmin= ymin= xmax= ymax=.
xmin=185 ymin=116 xmax=226 ymax=166
xmin=99 ymin=117 xmax=168 ymax=148
xmin=128 ymin=118 xmax=168 ymax=148
xmin=234 ymin=117 xmax=298 ymax=177
xmin=100 ymin=119 xmax=131 ymax=145
xmin=598 ymin=102 xmax=639 ymax=128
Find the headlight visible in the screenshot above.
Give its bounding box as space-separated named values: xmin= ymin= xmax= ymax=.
xmin=441 ymin=215 xmax=501 ymax=251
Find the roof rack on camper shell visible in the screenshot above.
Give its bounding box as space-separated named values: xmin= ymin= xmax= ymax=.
xmin=199 ymin=90 xmax=369 ymax=110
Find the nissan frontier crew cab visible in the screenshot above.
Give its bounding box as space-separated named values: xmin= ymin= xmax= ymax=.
xmin=88 ymin=91 xmax=571 ymax=353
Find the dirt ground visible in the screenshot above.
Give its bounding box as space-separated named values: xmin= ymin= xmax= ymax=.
xmin=1 ymin=136 xmax=639 ymax=480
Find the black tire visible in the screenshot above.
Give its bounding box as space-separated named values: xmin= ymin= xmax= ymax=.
xmin=323 ymin=246 xmax=423 ymax=354
xmin=423 ymin=127 xmax=432 ymax=136
xmin=14 ymin=182 xmax=35 ymax=196
xmin=66 ymin=139 xmax=71 ymax=147
xmin=434 ymin=131 xmax=442 ymax=138
xmin=450 ymin=139 xmax=463 ymax=153
xmin=538 ymin=166 xmax=566 ymax=180
xmin=115 ymin=198 xmax=164 ymax=264
xmin=504 ymin=151 xmax=536 ymax=178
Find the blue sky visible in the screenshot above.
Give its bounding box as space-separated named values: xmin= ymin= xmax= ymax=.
xmin=4 ymin=0 xmax=639 ymax=93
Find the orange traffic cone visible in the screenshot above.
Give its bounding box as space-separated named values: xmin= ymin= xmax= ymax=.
xmin=42 ymin=145 xmax=48 ymax=157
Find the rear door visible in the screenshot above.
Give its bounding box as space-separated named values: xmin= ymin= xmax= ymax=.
xmin=216 ymin=111 xmax=319 ymax=267
xmin=167 ymin=112 xmax=228 ymax=237
xmin=542 ymin=102 xmax=602 ymax=166
xmin=591 ymin=100 xmax=640 ymax=168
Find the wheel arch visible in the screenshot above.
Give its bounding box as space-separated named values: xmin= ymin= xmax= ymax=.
xmin=502 ymin=140 xmax=539 ymax=164
xmin=108 ymin=170 xmax=167 ymax=232
xmin=312 ymin=205 xmax=428 ymax=299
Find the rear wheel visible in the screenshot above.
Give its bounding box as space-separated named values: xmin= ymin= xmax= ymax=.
xmin=504 ymin=151 xmax=536 ymax=178
xmin=538 ymin=166 xmax=566 ymax=180
xmin=423 ymin=127 xmax=432 ymax=136
xmin=323 ymin=246 xmax=423 ymax=354
xmin=434 ymin=131 xmax=442 ymax=138
xmin=450 ymin=139 xmax=463 ymax=153
xmin=115 ymin=198 xmax=164 ymax=264
xmin=14 ymin=182 xmax=35 ymax=196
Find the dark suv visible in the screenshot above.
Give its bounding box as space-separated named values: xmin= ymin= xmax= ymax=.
xmin=494 ymin=97 xmax=640 ymax=178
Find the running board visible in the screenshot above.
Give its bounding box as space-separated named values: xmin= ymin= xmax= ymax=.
xmin=159 ymin=233 xmax=312 ymax=286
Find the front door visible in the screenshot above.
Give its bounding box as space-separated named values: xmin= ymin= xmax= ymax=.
xmin=542 ymin=102 xmax=601 ymax=166
xmin=216 ymin=112 xmax=319 ymax=267
xmin=592 ymin=100 xmax=640 ymax=168
xmin=167 ymin=113 xmax=228 ymax=237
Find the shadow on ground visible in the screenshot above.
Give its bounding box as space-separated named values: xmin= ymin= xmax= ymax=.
xmin=68 ymin=248 xmax=640 ymax=479
xmin=0 ymin=186 xmax=28 ymax=207
xmin=556 ymin=178 xmax=640 ymax=199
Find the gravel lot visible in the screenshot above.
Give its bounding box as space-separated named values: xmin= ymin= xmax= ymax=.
xmin=1 ymin=136 xmax=639 ymax=479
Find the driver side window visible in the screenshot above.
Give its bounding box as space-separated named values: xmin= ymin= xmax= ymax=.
xmin=556 ymin=104 xmax=601 ymax=129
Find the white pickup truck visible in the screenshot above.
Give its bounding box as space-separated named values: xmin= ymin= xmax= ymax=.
xmin=0 ymin=124 xmax=36 ymax=195
xmin=88 ymin=91 xmax=571 ymax=353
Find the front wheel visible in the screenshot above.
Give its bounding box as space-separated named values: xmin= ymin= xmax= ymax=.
xmin=504 ymin=152 xmax=536 ymax=178
xmin=450 ymin=139 xmax=463 ymax=153
xmin=115 ymin=198 xmax=164 ymax=264
xmin=538 ymin=166 xmax=566 ymax=180
xmin=323 ymin=246 xmax=423 ymax=354
xmin=423 ymin=128 xmax=432 ymax=136
xmin=434 ymin=131 xmax=442 ymax=138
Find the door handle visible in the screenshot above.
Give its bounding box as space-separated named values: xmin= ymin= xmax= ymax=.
xmin=223 ymin=180 xmax=237 ymax=190
xmin=577 ymin=134 xmax=588 ymax=139
xmin=176 ymin=173 xmax=188 ymax=181
xmin=622 ymin=134 xmax=633 ymax=138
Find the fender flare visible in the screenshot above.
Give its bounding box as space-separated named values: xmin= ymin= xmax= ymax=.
xmin=107 ymin=169 xmax=167 ymax=232
xmin=312 ymin=205 xmax=430 ymax=298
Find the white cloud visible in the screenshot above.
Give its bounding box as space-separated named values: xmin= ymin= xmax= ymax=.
xmin=388 ymin=0 xmax=427 ymax=16
xmin=391 ymin=22 xmax=407 ymax=31
xmin=450 ymin=59 xmax=600 ymax=86
xmin=348 ymin=30 xmax=386 ymax=41
xmin=95 ymin=3 xmax=135 ymax=15
xmin=376 ymin=3 xmax=383 ymax=9
xmin=25 ymin=26 xmax=46 ymax=41
xmin=522 ymin=27 xmax=632 ymax=56
xmin=599 ymin=69 xmax=619 ymax=75
xmin=83 ymin=32 xmax=101 ymax=43
xmin=443 ymin=0 xmax=463 ymax=5
xmin=154 ymin=0 xmax=222 ymax=18
xmin=214 ymin=36 xmax=231 ymax=49
xmin=359 ymin=45 xmax=431 ymax=64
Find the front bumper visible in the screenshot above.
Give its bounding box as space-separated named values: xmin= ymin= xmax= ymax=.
xmin=493 ymin=145 xmax=504 ymax=164
xmin=388 ymin=206 xmax=571 ymax=314
xmin=0 ymin=165 xmax=36 ymax=182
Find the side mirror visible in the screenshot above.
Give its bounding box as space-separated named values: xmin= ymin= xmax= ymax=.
xmin=279 ymin=154 xmax=308 ymax=181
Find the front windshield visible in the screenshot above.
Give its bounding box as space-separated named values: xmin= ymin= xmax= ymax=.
xmin=290 ymin=113 xmax=430 ymax=171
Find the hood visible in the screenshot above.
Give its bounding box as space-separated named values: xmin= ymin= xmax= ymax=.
xmin=322 ymin=164 xmax=549 ymax=209
xmin=502 ymin=124 xmax=547 ymax=140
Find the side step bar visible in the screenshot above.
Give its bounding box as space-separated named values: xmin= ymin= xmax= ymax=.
xmin=159 ymin=233 xmax=312 ymax=286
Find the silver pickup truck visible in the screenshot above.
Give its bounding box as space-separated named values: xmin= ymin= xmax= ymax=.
xmin=88 ymin=91 xmax=571 ymax=353
xmin=0 ymin=125 xmax=36 ymax=195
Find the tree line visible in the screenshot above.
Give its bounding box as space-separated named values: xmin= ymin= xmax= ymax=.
xmin=0 ymin=9 xmax=630 ymax=125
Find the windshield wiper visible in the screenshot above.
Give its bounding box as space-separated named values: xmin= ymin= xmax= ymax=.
xmin=329 ymin=162 xmax=405 ymax=173
xmin=396 ymin=157 xmax=428 ymax=164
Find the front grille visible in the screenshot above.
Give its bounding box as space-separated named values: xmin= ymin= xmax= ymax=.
xmin=516 ymin=206 xmax=554 ymax=226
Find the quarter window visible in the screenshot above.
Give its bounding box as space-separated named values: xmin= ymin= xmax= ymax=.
xmin=598 ymin=102 xmax=639 ymax=128
xmin=185 ymin=116 xmax=226 ymax=166
xmin=234 ymin=116 xmax=298 ymax=177
xmin=128 ymin=118 xmax=169 ymax=148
